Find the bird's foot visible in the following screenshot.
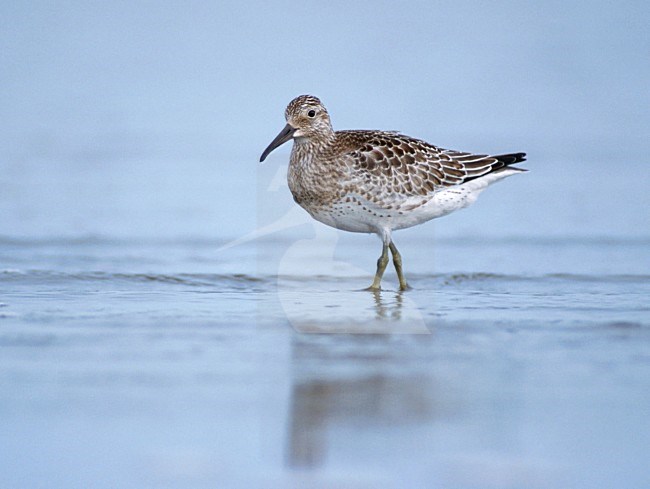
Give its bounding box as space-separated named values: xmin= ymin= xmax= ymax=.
xmin=363 ymin=284 xmax=382 ymax=292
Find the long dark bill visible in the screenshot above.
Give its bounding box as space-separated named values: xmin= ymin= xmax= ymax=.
xmin=260 ymin=124 xmax=296 ymax=162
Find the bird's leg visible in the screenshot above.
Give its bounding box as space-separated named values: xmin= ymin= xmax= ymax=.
xmin=389 ymin=241 xmax=410 ymax=291
xmin=367 ymin=242 xmax=390 ymax=290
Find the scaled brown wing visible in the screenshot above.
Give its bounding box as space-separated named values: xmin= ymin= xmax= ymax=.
xmin=338 ymin=130 xmax=501 ymax=198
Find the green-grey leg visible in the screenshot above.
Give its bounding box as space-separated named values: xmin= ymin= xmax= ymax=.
xmin=389 ymin=241 xmax=410 ymax=291
xmin=367 ymin=242 xmax=390 ymax=290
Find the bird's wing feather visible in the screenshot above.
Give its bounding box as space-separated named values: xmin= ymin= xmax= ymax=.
xmin=335 ymin=130 xmax=502 ymax=199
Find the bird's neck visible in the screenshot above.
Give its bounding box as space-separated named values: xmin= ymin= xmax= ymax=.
xmin=292 ymin=131 xmax=335 ymax=160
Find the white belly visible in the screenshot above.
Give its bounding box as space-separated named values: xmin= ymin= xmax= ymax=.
xmin=301 ymin=168 xmax=522 ymax=235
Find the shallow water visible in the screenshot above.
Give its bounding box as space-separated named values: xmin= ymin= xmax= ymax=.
xmin=1 ymin=234 xmax=649 ymax=489
xmin=1 ymin=144 xmax=649 ymax=489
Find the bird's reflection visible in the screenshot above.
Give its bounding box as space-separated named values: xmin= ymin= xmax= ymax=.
xmin=285 ymin=335 xmax=446 ymax=469
xmin=278 ymin=287 xmax=430 ymax=334
xmin=370 ymin=289 xmax=404 ymax=321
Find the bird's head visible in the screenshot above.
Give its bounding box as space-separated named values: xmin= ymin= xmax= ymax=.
xmin=260 ymin=95 xmax=333 ymax=162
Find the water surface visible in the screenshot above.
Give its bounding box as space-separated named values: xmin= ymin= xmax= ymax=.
xmin=1 ymin=234 xmax=649 ymax=489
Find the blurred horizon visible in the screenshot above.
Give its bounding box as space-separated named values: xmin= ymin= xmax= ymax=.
xmin=1 ymin=1 xmax=648 ymax=241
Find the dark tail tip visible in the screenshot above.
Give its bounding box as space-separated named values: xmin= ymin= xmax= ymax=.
xmin=493 ymin=152 xmax=527 ymax=165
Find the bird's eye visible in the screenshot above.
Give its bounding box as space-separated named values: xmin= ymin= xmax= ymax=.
xmin=307 ymin=109 xmax=316 ymax=117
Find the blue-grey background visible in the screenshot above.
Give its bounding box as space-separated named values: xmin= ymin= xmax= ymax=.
xmin=2 ymin=0 xmax=648 ymax=240
xmin=1 ymin=2 xmax=649 ymax=488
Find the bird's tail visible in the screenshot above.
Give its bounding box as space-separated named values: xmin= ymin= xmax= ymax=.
xmin=486 ymin=152 xmax=528 ymax=176
xmin=462 ymin=152 xmax=527 ymax=183
xmin=493 ymin=152 xmax=527 ymax=169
